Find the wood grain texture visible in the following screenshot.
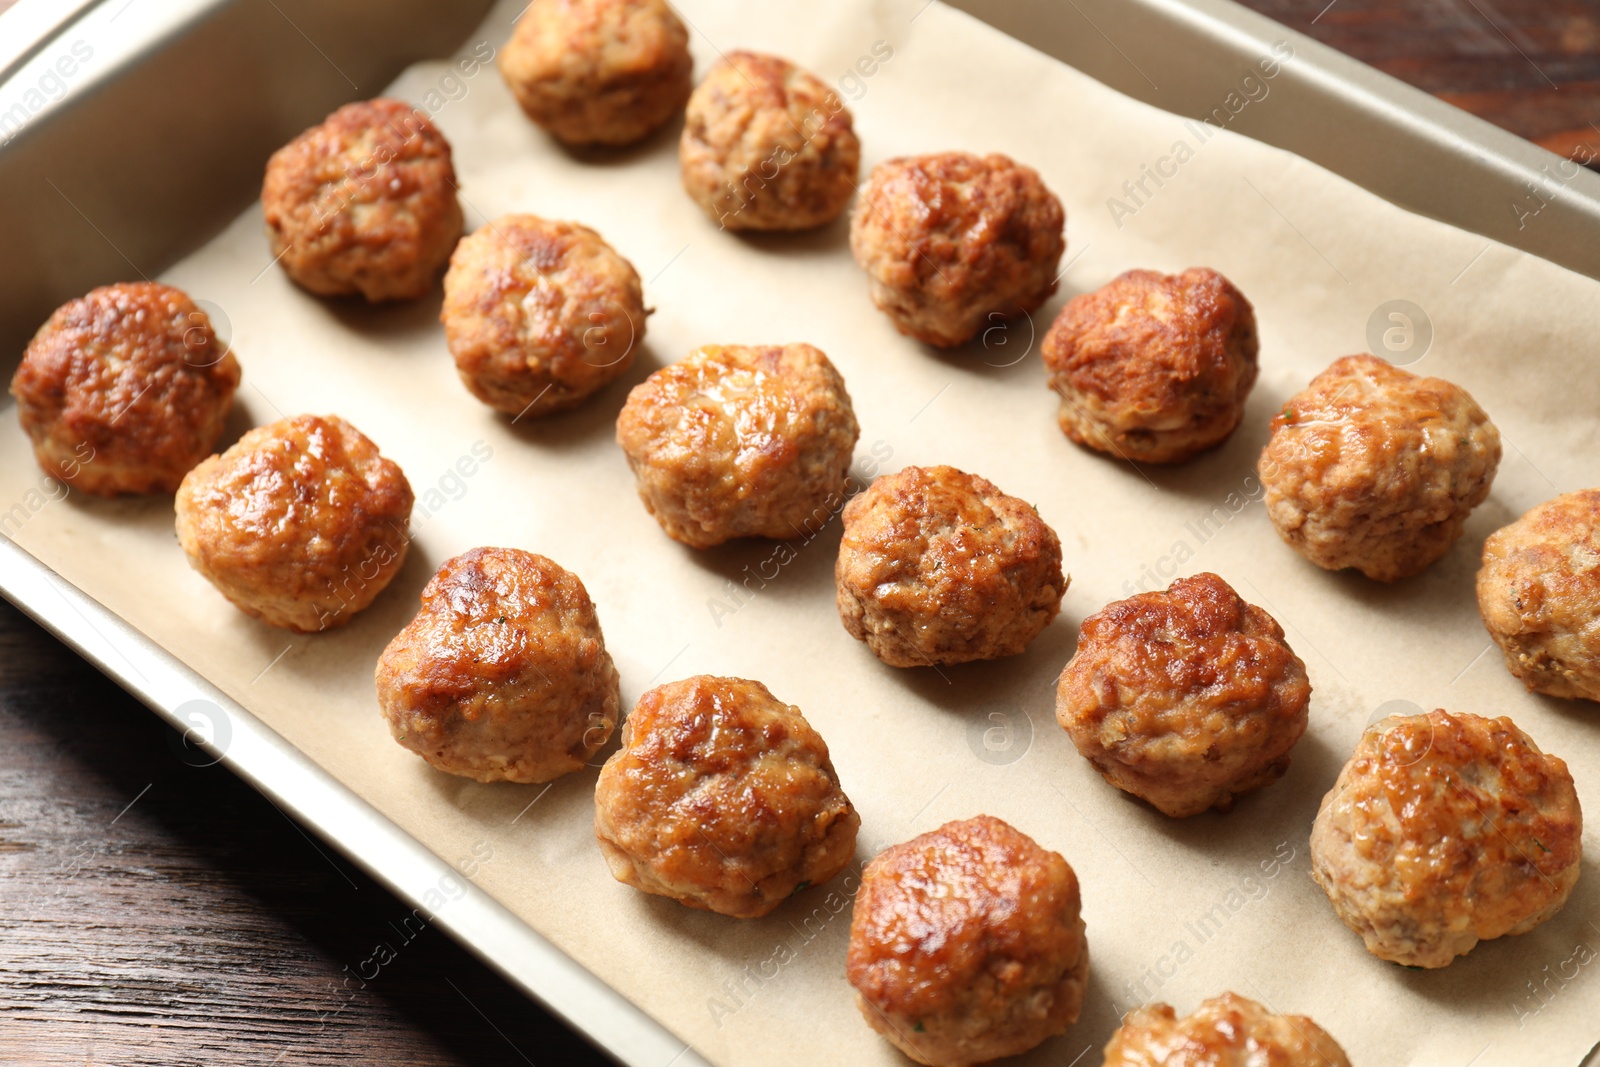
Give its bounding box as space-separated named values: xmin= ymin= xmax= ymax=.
xmin=1237 ymin=0 xmax=1600 ymax=163
xmin=0 ymin=599 xmax=612 ymax=1066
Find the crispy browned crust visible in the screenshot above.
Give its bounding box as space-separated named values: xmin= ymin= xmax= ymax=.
xmin=615 ymin=343 xmax=860 ymax=547
xmin=375 ymin=547 xmax=619 ymax=784
xmin=1103 ymin=993 xmax=1351 ymax=1066
xmin=849 ymin=152 xmax=1064 ymax=347
xmin=592 ymin=675 xmax=859 ymax=918
xmin=262 ymin=98 xmax=463 ymax=302
xmin=1056 ymin=572 xmax=1310 ymax=817
xmin=1310 ymin=709 xmax=1582 ymax=968
xmin=847 ymin=815 xmax=1088 ymax=1067
xmin=1477 ymin=489 xmax=1600 ymax=702
xmin=500 ymin=0 xmax=692 ymax=146
xmin=1040 ymin=268 xmax=1258 ymax=463
xmin=835 ymin=465 xmax=1065 ymax=666
xmin=10 ymin=282 xmax=241 ymax=496
xmin=679 ymin=50 xmax=859 ymax=231
xmin=1258 ymin=353 xmax=1501 ymax=581
xmin=174 ymin=414 xmax=413 ymax=632
xmin=441 ymin=214 xmax=646 ymax=417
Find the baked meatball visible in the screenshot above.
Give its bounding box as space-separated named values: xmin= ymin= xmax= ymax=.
xmin=262 ymin=98 xmax=463 ymax=302
xmin=850 ymin=152 xmax=1064 ymax=347
xmin=847 ymin=815 xmax=1088 ymax=1067
xmin=1477 ymin=489 xmax=1600 ymax=702
xmin=680 ymin=51 xmax=859 ymax=231
xmin=1055 ymin=572 xmax=1310 ymax=818
xmin=1310 ymin=709 xmax=1581 ymax=968
xmin=836 ymin=465 xmax=1065 ymax=667
xmin=175 ymin=415 xmax=413 ymax=632
xmin=592 ymin=675 xmax=858 ymax=918
xmin=1040 ymin=268 xmax=1258 ymax=464
xmin=10 ymin=282 xmax=241 ymax=496
xmin=375 ymin=547 xmax=618 ymax=783
xmin=442 ymin=214 xmax=646 ymax=418
xmin=1103 ymin=993 xmax=1351 ymax=1067
xmin=615 ymin=343 xmax=859 ymax=547
xmin=1258 ymin=354 xmax=1500 ymax=582
xmin=499 ymin=0 xmax=692 ymax=146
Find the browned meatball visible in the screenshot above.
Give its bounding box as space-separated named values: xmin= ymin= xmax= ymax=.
xmin=375 ymin=547 xmax=618 ymax=783
xmin=1477 ymin=489 xmax=1600 ymax=702
xmin=1056 ymin=572 xmax=1310 ymax=817
xmin=847 ymin=815 xmax=1088 ymax=1067
xmin=441 ymin=214 xmax=646 ymax=418
xmin=615 ymin=343 xmax=859 ymax=547
xmin=262 ymin=98 xmax=463 ymax=302
xmin=175 ymin=415 xmax=413 ymax=632
xmin=1311 ymin=710 xmax=1582 ymax=968
xmin=850 ymin=152 xmax=1064 ymax=347
xmin=499 ymin=0 xmax=692 ymax=146
xmin=835 ymin=465 xmax=1065 ymax=666
xmin=1103 ymin=993 xmax=1351 ymax=1067
xmin=1040 ymin=268 xmax=1258 ymax=464
xmin=1259 ymin=354 xmax=1501 ymax=581
xmin=9 ymin=283 xmax=241 ymax=496
xmin=679 ymin=51 xmax=859 ymax=231
xmin=592 ymin=675 xmax=858 ymax=918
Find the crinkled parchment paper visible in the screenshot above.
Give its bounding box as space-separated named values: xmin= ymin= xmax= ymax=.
xmin=5 ymin=1 xmax=1600 ymax=1063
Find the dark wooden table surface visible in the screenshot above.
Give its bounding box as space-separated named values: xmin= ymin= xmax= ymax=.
xmin=3 ymin=2 xmax=1597 ymax=1065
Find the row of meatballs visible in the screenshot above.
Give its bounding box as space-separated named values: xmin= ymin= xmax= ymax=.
xmin=11 ymin=274 xmax=1597 ymax=703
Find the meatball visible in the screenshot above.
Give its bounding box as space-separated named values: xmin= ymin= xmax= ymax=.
xmin=1103 ymin=993 xmax=1351 ymax=1067
xmin=9 ymin=282 xmax=241 ymax=496
xmin=262 ymin=98 xmax=463 ymax=302
xmin=835 ymin=465 xmax=1064 ymax=666
xmin=1055 ymin=572 xmax=1310 ymax=817
xmin=850 ymin=152 xmax=1064 ymax=347
xmin=592 ymin=675 xmax=858 ymax=918
xmin=847 ymin=815 xmax=1088 ymax=1067
xmin=1040 ymin=268 xmax=1258 ymax=464
xmin=1310 ymin=709 xmax=1581 ymax=968
xmin=1258 ymin=353 xmax=1501 ymax=582
xmin=615 ymin=343 xmax=859 ymax=547
xmin=375 ymin=547 xmax=618 ymax=783
xmin=442 ymin=215 xmax=645 ymax=419
xmin=680 ymin=51 xmax=859 ymax=231
xmin=1477 ymin=489 xmax=1600 ymax=702
xmin=499 ymin=0 xmax=692 ymax=146
xmin=175 ymin=415 xmax=413 ymax=632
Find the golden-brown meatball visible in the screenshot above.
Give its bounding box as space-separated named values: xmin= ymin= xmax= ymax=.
xmin=375 ymin=547 xmax=618 ymax=783
xmin=1055 ymin=572 xmax=1310 ymax=818
xmin=592 ymin=675 xmax=858 ymax=918
xmin=615 ymin=343 xmax=859 ymax=548
xmin=836 ymin=465 xmax=1065 ymax=666
xmin=850 ymin=152 xmax=1064 ymax=347
xmin=847 ymin=815 xmax=1088 ymax=1067
xmin=499 ymin=0 xmax=692 ymax=146
xmin=1040 ymin=268 xmax=1258 ymax=464
xmin=175 ymin=415 xmax=413 ymax=632
xmin=1310 ymin=709 xmax=1581 ymax=968
xmin=9 ymin=282 xmax=241 ymax=496
xmin=1103 ymin=993 xmax=1351 ymax=1067
xmin=442 ymin=214 xmax=646 ymax=418
xmin=262 ymin=98 xmax=463 ymax=302
xmin=1477 ymin=489 xmax=1600 ymax=702
xmin=680 ymin=51 xmax=859 ymax=231
xmin=1259 ymin=354 xmax=1501 ymax=582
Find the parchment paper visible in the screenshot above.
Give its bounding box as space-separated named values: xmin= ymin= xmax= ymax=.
xmin=6 ymin=2 xmax=1600 ymax=1063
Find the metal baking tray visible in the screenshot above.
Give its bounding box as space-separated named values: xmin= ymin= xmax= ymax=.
xmin=3 ymin=2 xmax=1598 ymax=1065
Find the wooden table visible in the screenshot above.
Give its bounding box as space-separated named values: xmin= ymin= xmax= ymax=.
xmin=3 ymin=2 xmax=1595 ymax=1064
